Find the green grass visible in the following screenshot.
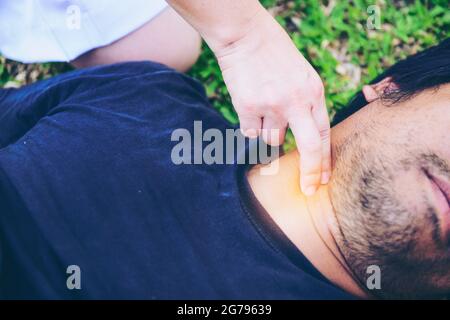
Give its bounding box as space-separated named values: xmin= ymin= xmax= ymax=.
xmin=1 ymin=0 xmax=449 ymax=149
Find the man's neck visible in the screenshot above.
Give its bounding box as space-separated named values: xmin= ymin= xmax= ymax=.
xmin=247 ymin=150 xmax=369 ymax=298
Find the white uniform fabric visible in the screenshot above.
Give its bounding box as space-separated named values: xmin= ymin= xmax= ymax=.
xmin=0 ymin=0 xmax=168 ymax=63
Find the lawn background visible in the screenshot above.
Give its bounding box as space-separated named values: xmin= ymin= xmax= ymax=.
xmin=1 ymin=0 xmax=449 ymax=149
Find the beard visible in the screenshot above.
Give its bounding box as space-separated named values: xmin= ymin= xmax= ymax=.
xmin=329 ymin=140 xmax=450 ymax=299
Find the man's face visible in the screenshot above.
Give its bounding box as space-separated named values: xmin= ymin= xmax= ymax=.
xmin=330 ymin=82 xmax=450 ymax=298
xmin=371 ymin=83 xmax=450 ymax=245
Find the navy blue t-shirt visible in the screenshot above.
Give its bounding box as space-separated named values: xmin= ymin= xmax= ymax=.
xmin=0 ymin=62 xmax=353 ymax=299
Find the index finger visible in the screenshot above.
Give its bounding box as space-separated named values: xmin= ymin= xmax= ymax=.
xmin=311 ymin=94 xmax=331 ymax=185
xmin=289 ymin=107 xmax=323 ymax=196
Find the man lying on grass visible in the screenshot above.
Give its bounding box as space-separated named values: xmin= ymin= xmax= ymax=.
xmin=0 ymin=39 xmax=449 ymax=299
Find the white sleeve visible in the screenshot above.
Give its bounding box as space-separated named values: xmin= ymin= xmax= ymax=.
xmin=0 ymin=0 xmax=168 ymax=63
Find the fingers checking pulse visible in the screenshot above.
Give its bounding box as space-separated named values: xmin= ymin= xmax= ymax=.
xmin=240 ymin=102 xmax=332 ymax=198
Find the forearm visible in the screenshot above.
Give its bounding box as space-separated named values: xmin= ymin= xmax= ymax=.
xmin=166 ymin=0 xmax=267 ymax=51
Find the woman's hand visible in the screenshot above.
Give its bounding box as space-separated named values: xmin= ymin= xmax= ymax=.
xmin=166 ymin=0 xmax=331 ymax=195
xmin=213 ymin=9 xmax=331 ymax=195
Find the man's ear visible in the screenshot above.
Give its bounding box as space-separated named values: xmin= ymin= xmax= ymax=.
xmin=362 ymin=77 xmax=398 ymax=103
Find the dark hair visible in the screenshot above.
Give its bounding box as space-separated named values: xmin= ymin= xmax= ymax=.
xmin=332 ymin=38 xmax=450 ymax=126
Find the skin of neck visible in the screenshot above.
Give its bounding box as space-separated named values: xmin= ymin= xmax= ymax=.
xmin=247 ymin=151 xmax=369 ymax=298
xmin=246 ymin=106 xmax=378 ymax=298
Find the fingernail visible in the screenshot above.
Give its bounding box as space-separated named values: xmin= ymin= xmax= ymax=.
xmin=303 ymin=185 xmax=317 ymax=197
xmin=243 ymin=129 xmax=259 ymax=138
xmin=321 ymin=172 xmax=331 ymax=185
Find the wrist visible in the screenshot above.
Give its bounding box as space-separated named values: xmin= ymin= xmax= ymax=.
xmin=211 ymin=11 xmax=295 ymax=71
xmin=202 ymin=3 xmax=270 ymax=53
